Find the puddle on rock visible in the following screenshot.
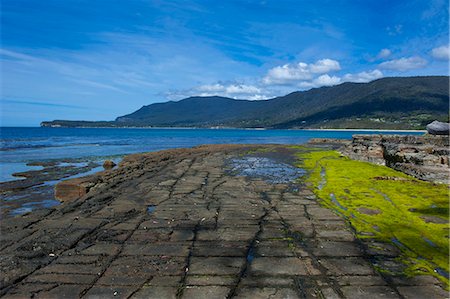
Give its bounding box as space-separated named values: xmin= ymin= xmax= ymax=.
xmin=147 ymin=205 xmax=156 ymax=214
xmin=10 ymin=199 xmax=60 ymax=216
xmin=318 ymin=167 xmax=326 ymax=190
xmin=228 ymin=157 xmax=305 ymax=184
xmin=373 ymin=189 xmax=396 ymax=207
xmin=422 ymin=237 xmax=437 ymax=248
xmin=435 ymin=268 xmax=450 ymax=279
xmin=391 ymin=237 xmax=407 ymax=249
xmin=330 ymin=193 xmax=347 ymax=211
xmin=246 ymin=246 xmax=255 ymax=263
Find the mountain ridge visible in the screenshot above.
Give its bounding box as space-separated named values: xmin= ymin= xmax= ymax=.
xmin=41 ymin=76 xmax=450 ymax=130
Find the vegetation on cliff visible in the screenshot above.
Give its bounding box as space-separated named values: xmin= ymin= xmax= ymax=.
xmin=295 ymin=148 xmax=449 ymax=287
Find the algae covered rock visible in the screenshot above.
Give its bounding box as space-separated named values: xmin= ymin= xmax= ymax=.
xmin=426 ymin=120 xmax=450 ymax=135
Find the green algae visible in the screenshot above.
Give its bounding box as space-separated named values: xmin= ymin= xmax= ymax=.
xmin=295 ymin=148 xmax=449 ymax=286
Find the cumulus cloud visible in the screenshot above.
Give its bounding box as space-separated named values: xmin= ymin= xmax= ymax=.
xmin=197 ymin=83 xmax=262 ymax=95
xmin=262 ymin=58 xmax=341 ymax=85
xmin=298 ymin=74 xmax=341 ymax=89
xmin=314 ymin=74 xmax=341 ymax=86
xmin=343 ymin=69 xmax=383 ymax=83
xmin=167 ymin=83 xmax=271 ymax=101
xmin=376 ymin=49 xmax=391 ymax=59
xmin=309 ymin=59 xmax=341 ymax=73
xmin=298 ymin=69 xmax=384 ymax=89
xmin=167 ymin=60 xmax=387 ymax=100
xmin=379 ymin=56 xmax=427 ymax=71
xmin=431 ymin=45 xmax=450 ymax=60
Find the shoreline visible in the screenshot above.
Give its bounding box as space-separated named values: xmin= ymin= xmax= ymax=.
xmin=301 ymin=128 xmax=427 ymax=132
xmin=3 ymin=125 xmax=428 ymax=132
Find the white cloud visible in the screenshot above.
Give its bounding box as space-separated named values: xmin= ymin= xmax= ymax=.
xmin=197 ymin=83 xmax=225 ymax=92
xmin=263 ymin=63 xmax=313 ymax=84
xmin=431 ymin=45 xmax=450 ymax=60
xmin=376 ymin=49 xmax=391 ymax=59
xmin=262 ymin=58 xmax=340 ymax=85
xmin=197 ymin=83 xmax=262 ymax=95
xmin=309 ymin=59 xmax=341 ymax=73
xmin=343 ymin=69 xmax=383 ymax=83
xmin=314 ymin=74 xmax=341 ymax=86
xmin=168 ymin=83 xmax=270 ymax=101
xmin=298 ymin=74 xmax=341 ymax=89
xmin=298 ymin=69 xmax=383 ymax=89
xmin=379 ymin=56 xmax=427 ymax=71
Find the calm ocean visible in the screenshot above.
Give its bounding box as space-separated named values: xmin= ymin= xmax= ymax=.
xmin=0 ymin=127 xmax=424 ymax=182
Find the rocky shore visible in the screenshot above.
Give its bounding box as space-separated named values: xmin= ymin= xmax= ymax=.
xmin=1 ymin=144 xmax=447 ymax=298
xmin=310 ymin=134 xmax=449 ymax=184
xmin=0 ymin=159 xmax=104 ymax=218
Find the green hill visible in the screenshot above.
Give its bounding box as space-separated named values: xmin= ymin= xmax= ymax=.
xmin=41 ymin=76 xmax=449 ymax=129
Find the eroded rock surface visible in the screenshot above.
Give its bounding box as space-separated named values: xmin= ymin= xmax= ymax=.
xmin=0 ymin=145 xmax=446 ymax=298
xmin=341 ymin=135 xmax=450 ymax=184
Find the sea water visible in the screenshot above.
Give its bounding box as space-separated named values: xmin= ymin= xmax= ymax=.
xmin=0 ymin=127 xmax=424 ymax=182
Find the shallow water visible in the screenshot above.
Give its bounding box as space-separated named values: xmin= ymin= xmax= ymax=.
xmin=422 ymin=237 xmax=437 ymax=248
xmin=0 ymin=163 xmax=43 ymax=182
xmin=229 ymin=156 xmax=305 ymax=184
xmin=318 ymin=167 xmax=326 ymax=190
xmin=330 ymin=193 xmax=347 ymax=211
xmin=10 ymin=199 xmax=60 ymax=216
xmin=0 ymin=127 xmax=423 ymax=183
xmin=435 ymin=267 xmax=450 ymax=279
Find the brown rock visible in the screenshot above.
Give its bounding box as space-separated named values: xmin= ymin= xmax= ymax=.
xmin=55 ymin=178 xmax=96 ymax=201
xmin=103 ymin=160 xmax=117 ymax=169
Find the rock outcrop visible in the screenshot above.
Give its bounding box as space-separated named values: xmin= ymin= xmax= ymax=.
xmin=342 ymin=135 xmax=449 ymax=184
xmin=103 ymin=160 xmax=116 ymax=169
xmin=54 ymin=177 xmax=99 ymax=202
xmin=426 ymin=120 xmax=450 ymax=135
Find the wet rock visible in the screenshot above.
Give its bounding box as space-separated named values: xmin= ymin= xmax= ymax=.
xmin=103 ymin=160 xmax=117 ymax=169
xmin=426 ymin=120 xmax=450 ymax=135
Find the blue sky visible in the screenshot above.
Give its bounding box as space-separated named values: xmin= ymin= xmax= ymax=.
xmin=1 ymin=0 xmax=449 ymax=126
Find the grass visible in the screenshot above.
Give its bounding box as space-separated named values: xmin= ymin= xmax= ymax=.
xmin=294 ymin=148 xmax=449 ymax=287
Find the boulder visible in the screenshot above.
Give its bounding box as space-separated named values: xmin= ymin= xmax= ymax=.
xmin=426 ymin=120 xmax=450 ymax=135
xmin=55 ymin=179 xmax=93 ymax=201
xmin=103 ymin=160 xmax=117 ymax=169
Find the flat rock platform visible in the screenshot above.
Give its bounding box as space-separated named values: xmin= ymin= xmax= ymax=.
xmin=1 ymin=145 xmax=447 ymax=298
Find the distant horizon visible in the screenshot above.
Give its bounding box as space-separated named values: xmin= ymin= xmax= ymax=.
xmin=1 ymin=0 xmax=449 ymax=126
